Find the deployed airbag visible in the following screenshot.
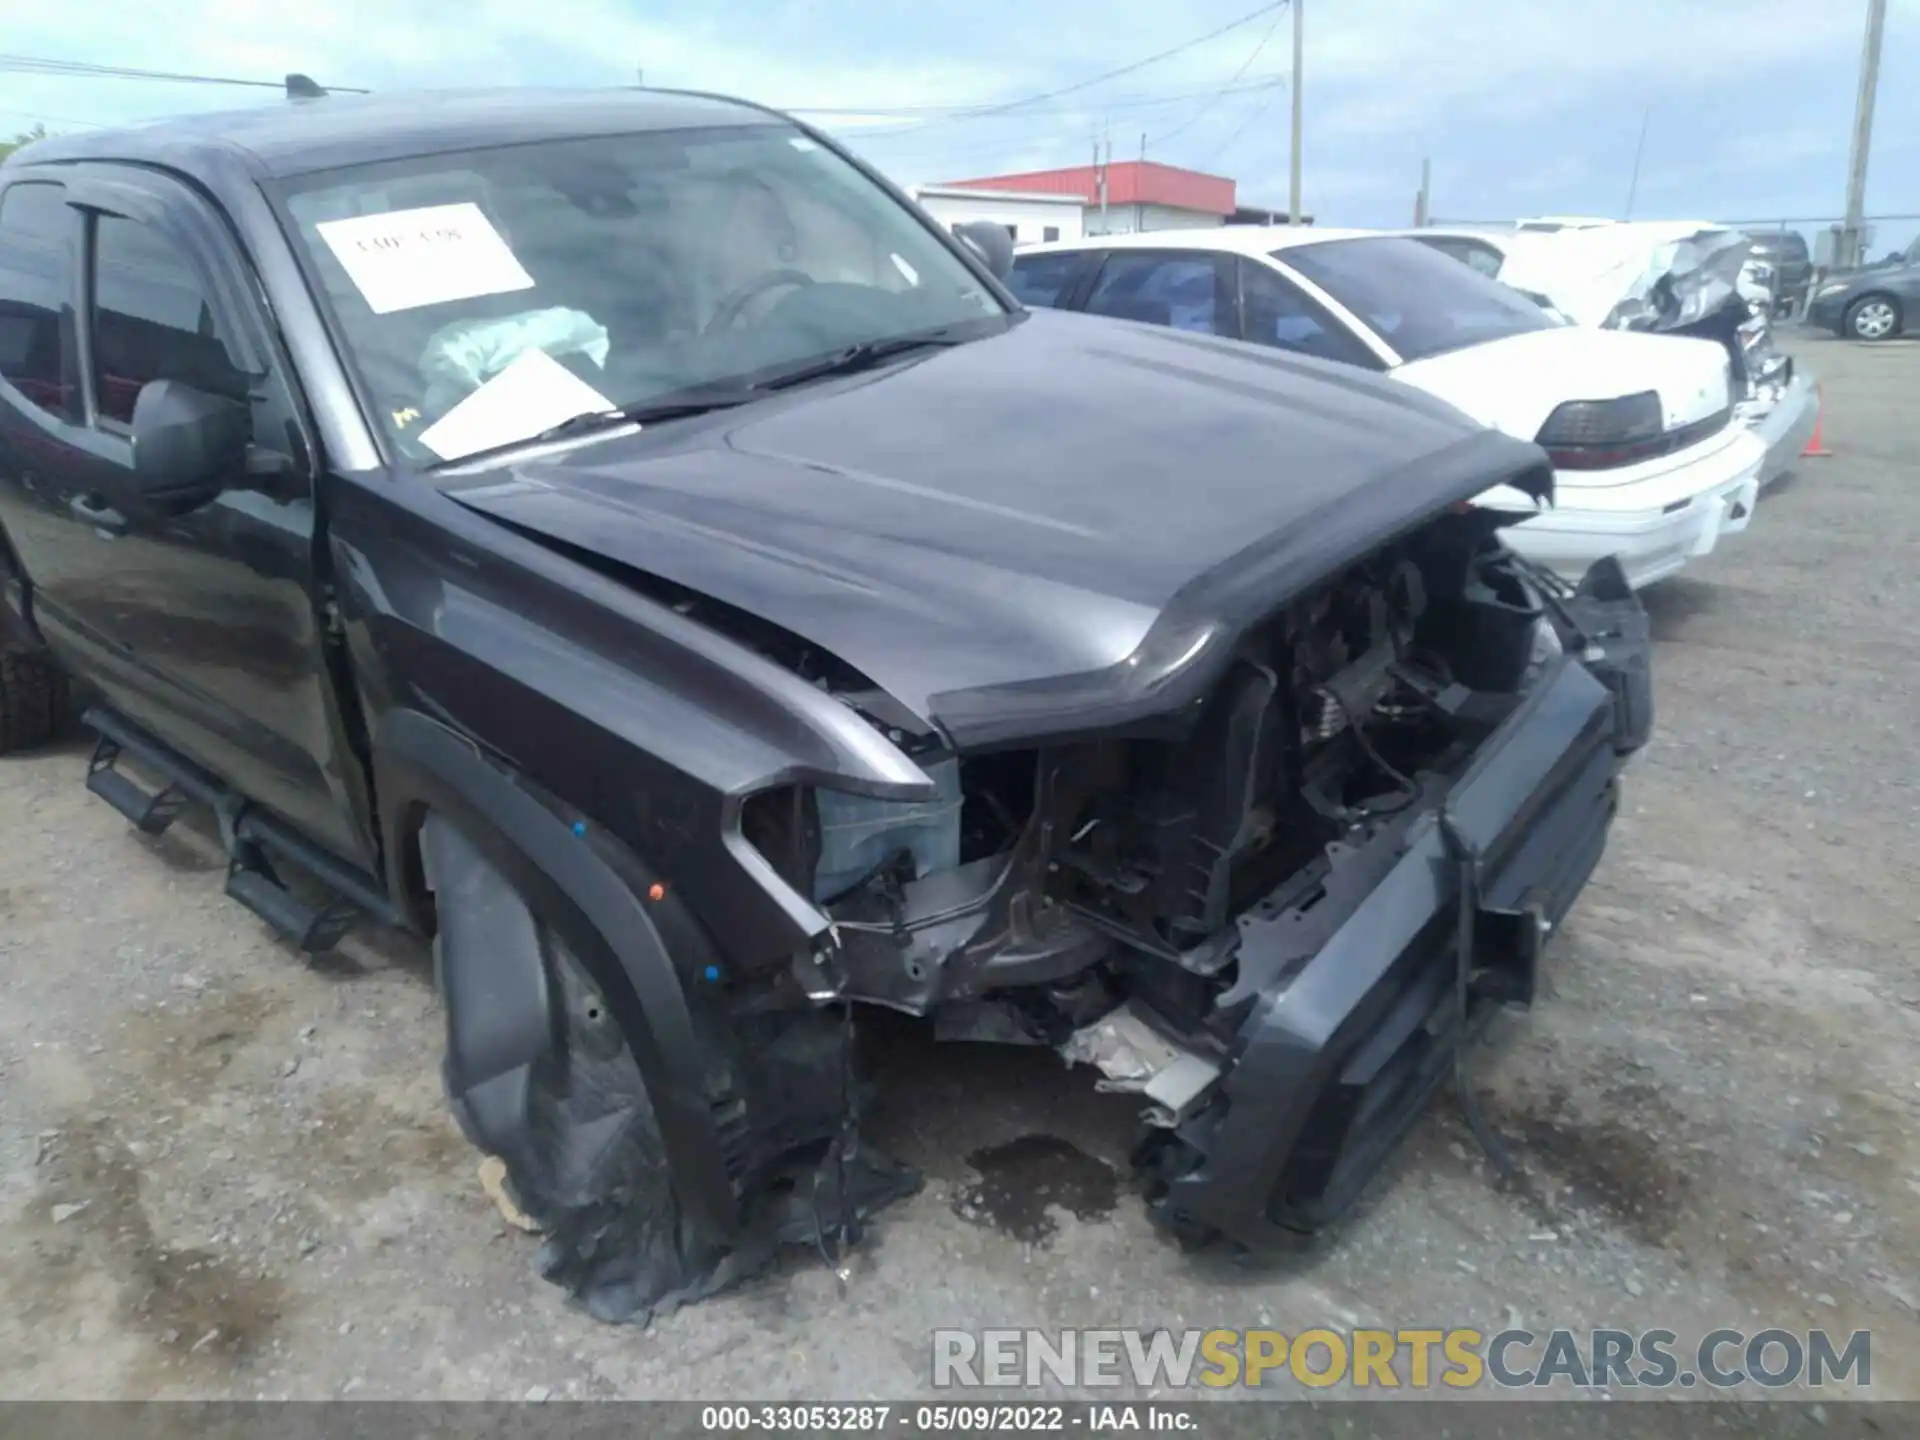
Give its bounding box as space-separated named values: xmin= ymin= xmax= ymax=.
xmin=420 ymin=305 xmax=611 ymax=414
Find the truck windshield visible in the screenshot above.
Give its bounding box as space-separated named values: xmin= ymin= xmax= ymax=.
xmin=1279 ymin=236 xmax=1553 ymax=363
xmin=278 ymin=124 xmax=1007 ymax=463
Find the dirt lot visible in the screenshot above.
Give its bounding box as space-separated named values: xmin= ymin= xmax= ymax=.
xmin=0 ymin=336 xmax=1915 ymax=1403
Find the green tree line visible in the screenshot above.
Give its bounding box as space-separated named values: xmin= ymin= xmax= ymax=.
xmin=0 ymin=124 xmax=49 ymax=161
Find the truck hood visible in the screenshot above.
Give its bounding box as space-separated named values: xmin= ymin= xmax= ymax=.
xmin=442 ymin=309 xmax=1552 ymax=744
xmin=1394 ymin=325 xmax=1731 ymax=471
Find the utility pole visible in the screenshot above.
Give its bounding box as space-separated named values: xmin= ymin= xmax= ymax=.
xmin=1100 ymin=123 xmax=1111 ymax=233
xmin=1623 ymin=106 xmax=1651 ymax=219
xmin=1138 ymin=132 xmax=1146 ymax=234
xmin=1089 ymin=136 xmax=1100 ymax=238
xmin=1413 ymin=156 xmax=1430 ymax=226
xmin=1288 ymin=0 xmax=1304 ymax=224
xmin=1841 ymin=0 xmax=1887 ymax=269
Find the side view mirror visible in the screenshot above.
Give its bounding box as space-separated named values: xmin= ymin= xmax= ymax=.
xmin=954 ymin=220 xmax=1015 ymax=281
xmin=128 ymin=379 xmax=248 ymax=515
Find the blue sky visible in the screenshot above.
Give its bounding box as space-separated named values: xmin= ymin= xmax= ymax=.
xmin=2 ymin=0 xmax=1915 ymax=237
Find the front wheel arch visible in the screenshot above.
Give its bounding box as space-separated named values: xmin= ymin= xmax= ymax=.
xmin=372 ymin=708 xmax=744 ymax=1245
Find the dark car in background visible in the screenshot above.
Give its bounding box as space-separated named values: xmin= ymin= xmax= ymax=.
xmin=1744 ymin=229 xmax=1812 ymax=316
xmin=1807 ymin=235 xmax=1920 ymax=341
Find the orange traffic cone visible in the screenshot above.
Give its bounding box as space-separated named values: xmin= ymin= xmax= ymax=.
xmin=1802 ymin=384 xmax=1832 ymax=458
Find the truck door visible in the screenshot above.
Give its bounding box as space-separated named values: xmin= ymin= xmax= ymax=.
xmin=0 ymin=165 xmax=376 ymax=868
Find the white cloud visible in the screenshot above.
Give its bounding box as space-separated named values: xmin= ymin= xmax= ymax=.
xmin=0 ymin=0 xmax=1022 ymax=130
xmin=1 ymin=0 xmax=1911 ymax=226
xmin=1309 ymin=0 xmax=1857 ymax=139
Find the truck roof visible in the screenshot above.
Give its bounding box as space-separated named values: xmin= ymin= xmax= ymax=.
xmin=6 ymin=87 xmax=782 ymax=183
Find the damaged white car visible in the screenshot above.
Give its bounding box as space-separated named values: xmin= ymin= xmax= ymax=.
xmin=1405 ymin=222 xmax=1818 ymax=490
xmin=1013 ymin=228 xmax=1766 ymax=589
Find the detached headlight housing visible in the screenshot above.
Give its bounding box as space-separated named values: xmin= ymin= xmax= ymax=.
xmin=811 ymin=759 xmax=963 ymax=902
xmin=1535 ymin=391 xmax=1665 ymax=469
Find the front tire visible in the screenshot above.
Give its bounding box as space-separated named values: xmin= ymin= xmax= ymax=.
xmin=0 ymin=647 xmax=68 ymax=754
xmin=504 ymin=928 xmax=739 ymax=1324
xmin=1845 ymin=294 xmax=1902 ymax=342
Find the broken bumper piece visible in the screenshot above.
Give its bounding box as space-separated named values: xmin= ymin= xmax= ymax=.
xmin=1743 ymin=367 xmax=1819 ymax=488
xmin=1156 ymin=651 xmax=1630 ymax=1251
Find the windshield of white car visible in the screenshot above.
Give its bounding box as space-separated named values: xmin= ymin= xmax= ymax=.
xmin=1278 ymin=237 xmax=1554 ymax=363
xmin=278 ymin=124 xmax=1008 ymax=464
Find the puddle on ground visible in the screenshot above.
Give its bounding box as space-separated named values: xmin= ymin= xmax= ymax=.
xmin=951 ymin=1134 xmax=1118 ymax=1245
xmin=1490 ymin=1083 xmax=1692 ymax=1246
xmin=13 ymin=1118 xmax=286 ymax=1373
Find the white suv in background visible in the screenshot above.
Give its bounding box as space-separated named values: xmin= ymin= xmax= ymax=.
xmin=1011 ymin=228 xmax=1765 ymax=589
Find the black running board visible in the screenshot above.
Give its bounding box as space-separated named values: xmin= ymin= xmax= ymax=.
xmin=83 ymin=706 xmax=397 ymax=952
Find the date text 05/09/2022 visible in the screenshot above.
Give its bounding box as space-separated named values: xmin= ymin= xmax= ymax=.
xmin=700 ymin=1404 xmax=1197 ymax=1433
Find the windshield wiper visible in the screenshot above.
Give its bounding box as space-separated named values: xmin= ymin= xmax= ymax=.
xmin=755 ymin=330 xmax=972 ymax=393
xmin=438 ymin=387 xmax=765 ymax=467
xmin=533 ymin=384 xmax=767 ymax=434
xmin=619 ymin=386 xmax=765 ymax=424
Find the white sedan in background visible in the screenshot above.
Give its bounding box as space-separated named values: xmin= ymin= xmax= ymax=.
xmin=1010 ymin=228 xmax=1765 ymax=589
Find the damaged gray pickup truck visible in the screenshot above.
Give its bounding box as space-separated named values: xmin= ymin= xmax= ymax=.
xmin=0 ymin=88 xmax=1652 ymax=1323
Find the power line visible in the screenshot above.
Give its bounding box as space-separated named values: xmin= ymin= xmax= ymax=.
xmin=1148 ymin=1 xmax=1286 ymax=147
xmin=1196 ymin=78 xmax=1287 ymax=167
xmin=963 ymin=0 xmax=1286 ymax=117
xmin=817 ymin=0 xmax=1287 ymax=136
xmin=0 ymin=54 xmax=370 ymax=93
xmin=0 ymin=106 xmax=106 ymax=128
xmin=788 ymin=73 xmax=1287 ymax=122
xmin=837 ymin=76 xmax=1292 ymax=142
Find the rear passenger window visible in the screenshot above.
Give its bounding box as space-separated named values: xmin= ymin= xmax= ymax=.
xmin=1007 ymin=251 xmax=1083 ymax=309
xmin=0 ymin=181 xmax=79 ymax=419
xmin=90 ymin=214 xmax=249 ymax=425
xmin=1238 ymin=260 xmax=1379 ymax=367
xmin=1424 ymin=238 xmax=1505 ymax=279
xmin=1086 ymin=254 xmax=1223 ymax=334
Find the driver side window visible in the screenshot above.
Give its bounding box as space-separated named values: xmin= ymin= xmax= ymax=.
xmin=81 ymin=194 xmax=304 ymax=468
xmin=89 ymin=213 xmax=250 ymax=427
xmin=0 ymin=180 xmax=80 ymax=421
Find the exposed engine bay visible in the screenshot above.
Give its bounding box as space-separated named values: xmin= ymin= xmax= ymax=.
xmin=739 ymin=512 xmax=1569 ymax=1135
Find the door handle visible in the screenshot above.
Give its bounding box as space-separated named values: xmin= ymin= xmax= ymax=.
xmin=70 ymin=492 xmax=129 ymax=534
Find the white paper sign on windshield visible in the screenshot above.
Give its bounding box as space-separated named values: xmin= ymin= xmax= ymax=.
xmin=315 ymin=202 xmax=536 ymax=315
xmin=417 ymin=348 xmax=616 ymax=462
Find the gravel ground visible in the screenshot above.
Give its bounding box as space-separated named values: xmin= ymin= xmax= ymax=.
xmin=0 ymin=336 xmax=1915 ymax=1405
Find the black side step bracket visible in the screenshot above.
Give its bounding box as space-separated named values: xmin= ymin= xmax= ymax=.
xmin=86 ymin=734 xmax=189 ymax=835
xmin=82 ymin=706 xmax=396 ymax=953
xmin=226 ymin=852 xmax=359 ymax=954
